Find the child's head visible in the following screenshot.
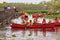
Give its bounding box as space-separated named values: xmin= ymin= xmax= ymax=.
xmin=30 ymin=20 xmax=32 ymax=22
xmin=25 ymin=15 xmax=28 ymax=18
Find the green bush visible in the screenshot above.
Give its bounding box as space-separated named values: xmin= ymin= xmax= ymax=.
xmin=0 ymin=4 xmax=3 ymax=8
xmin=25 ymin=10 xmax=48 ymax=14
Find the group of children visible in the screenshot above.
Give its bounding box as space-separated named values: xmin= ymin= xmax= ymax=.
xmin=4 ymin=6 xmax=18 ymax=12
xmin=20 ymin=11 xmax=59 ymax=36
xmin=20 ymin=11 xmax=39 ymax=36
xmin=21 ymin=11 xmax=60 ymax=26
xmin=21 ymin=11 xmax=38 ymax=26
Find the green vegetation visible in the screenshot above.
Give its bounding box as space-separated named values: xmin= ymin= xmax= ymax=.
xmin=25 ymin=10 xmax=48 ymax=14
xmin=0 ymin=0 xmax=60 ymax=19
xmin=44 ymin=13 xmax=60 ymax=19
xmin=0 ymin=4 xmax=3 ymax=8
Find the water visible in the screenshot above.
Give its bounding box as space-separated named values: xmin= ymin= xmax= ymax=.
xmin=0 ymin=27 xmax=59 ymax=40
xmin=0 ymin=26 xmax=60 ymax=40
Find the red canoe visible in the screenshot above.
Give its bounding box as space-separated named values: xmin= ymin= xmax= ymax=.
xmin=11 ymin=23 xmax=55 ymax=29
xmin=11 ymin=23 xmax=26 ymax=29
xmin=11 ymin=17 xmax=60 ymax=29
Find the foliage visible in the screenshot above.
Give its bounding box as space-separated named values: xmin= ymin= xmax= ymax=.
xmin=24 ymin=10 xmax=48 ymax=14
xmin=0 ymin=4 xmax=3 ymax=8
xmin=44 ymin=13 xmax=60 ymax=19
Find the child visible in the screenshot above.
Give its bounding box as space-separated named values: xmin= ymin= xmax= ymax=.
xmin=42 ymin=19 xmax=46 ymax=24
xmin=55 ymin=17 xmax=59 ymax=23
xmin=28 ymin=20 xmax=33 ymax=36
xmin=21 ymin=11 xmax=25 ymax=15
xmin=29 ymin=20 xmax=33 ymax=26
xmin=33 ymin=18 xmax=37 ymax=25
xmin=48 ymin=19 xmax=51 ymax=23
xmin=13 ymin=6 xmax=18 ymax=12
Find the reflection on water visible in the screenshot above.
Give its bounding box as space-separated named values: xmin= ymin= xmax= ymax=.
xmin=0 ymin=26 xmax=59 ymax=40
xmin=0 ymin=26 xmax=60 ymax=40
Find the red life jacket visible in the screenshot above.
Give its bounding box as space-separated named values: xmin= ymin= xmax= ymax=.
xmin=55 ymin=17 xmax=59 ymax=23
xmin=21 ymin=15 xmax=28 ymax=21
xmin=42 ymin=19 xmax=46 ymax=24
xmin=32 ymin=13 xmax=39 ymax=18
xmin=21 ymin=11 xmax=25 ymax=15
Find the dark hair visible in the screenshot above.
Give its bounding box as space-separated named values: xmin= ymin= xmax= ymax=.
xmin=30 ymin=20 xmax=32 ymax=22
xmin=25 ymin=15 xmax=28 ymax=18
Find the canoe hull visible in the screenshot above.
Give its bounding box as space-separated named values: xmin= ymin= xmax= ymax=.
xmin=11 ymin=23 xmax=55 ymax=29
